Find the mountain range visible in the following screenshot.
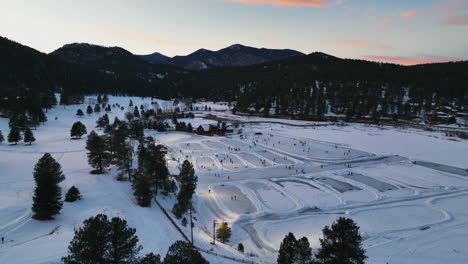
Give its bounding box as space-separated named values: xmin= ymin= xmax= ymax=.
xmin=1 ymin=35 xmax=467 ymax=121
xmin=138 ymin=44 xmax=305 ymax=70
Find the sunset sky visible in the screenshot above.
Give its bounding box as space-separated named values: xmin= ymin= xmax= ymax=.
xmin=1 ymin=0 xmax=467 ymax=65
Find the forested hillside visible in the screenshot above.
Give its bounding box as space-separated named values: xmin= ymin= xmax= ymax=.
xmin=1 ymin=36 xmax=467 ymax=123
xmin=174 ymin=52 xmax=468 ymax=119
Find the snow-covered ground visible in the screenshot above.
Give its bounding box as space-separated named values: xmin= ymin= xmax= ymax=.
xmin=1 ymin=97 xmax=468 ymax=264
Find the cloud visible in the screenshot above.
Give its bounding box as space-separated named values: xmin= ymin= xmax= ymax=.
xmin=224 ymin=0 xmax=332 ymax=7
xmin=402 ymin=10 xmax=417 ymax=18
xmin=431 ymin=0 xmax=468 ymax=14
xmin=362 ymin=55 xmax=464 ymax=66
xmin=71 ymin=24 xmax=198 ymax=47
xmin=378 ymin=18 xmax=393 ymax=27
xmin=341 ymin=40 xmax=393 ymax=50
xmin=440 ymin=14 xmax=468 ymax=25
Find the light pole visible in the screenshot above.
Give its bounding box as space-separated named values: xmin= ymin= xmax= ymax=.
xmin=189 ymin=204 xmax=194 ymax=245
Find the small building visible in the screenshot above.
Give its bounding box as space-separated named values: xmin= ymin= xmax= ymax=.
xmin=196 ymin=124 xmax=218 ymax=136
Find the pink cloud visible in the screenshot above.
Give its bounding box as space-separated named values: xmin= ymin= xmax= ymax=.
xmin=402 ymin=10 xmax=417 ymax=18
xmin=440 ymin=14 xmax=468 ymax=25
xmin=362 ymin=55 xmax=464 ymax=66
xmin=378 ymin=18 xmax=393 ymax=27
xmin=342 ymin=40 xmax=393 ymax=50
xmin=431 ymin=0 xmax=468 ymax=13
xmin=224 ymin=0 xmax=331 ymax=7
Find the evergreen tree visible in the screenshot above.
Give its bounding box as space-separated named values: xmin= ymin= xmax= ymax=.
xmin=237 ymin=243 xmax=244 ymax=253
xmin=0 ymin=130 xmax=4 ymax=143
xmin=24 ymin=127 xmax=36 ymax=145
xmin=86 ymin=131 xmax=111 ymax=174
xmin=140 ymin=253 xmax=162 ymax=264
xmin=108 ymin=217 xmax=143 ymax=264
xmin=315 ymin=217 xmax=366 ymax=264
xmin=96 ymin=114 xmax=110 ymax=129
xmin=172 ymin=160 xmax=197 ymax=218
xmin=163 ymin=240 xmax=209 ymax=264
xmin=63 ymin=214 xmax=142 ymax=264
xmin=296 ymin=237 xmax=312 ymax=264
xmin=132 ymin=174 xmax=152 ymax=207
xmin=187 ymin=123 xmax=193 ymax=133
xmin=277 ymin=233 xmax=298 ymax=264
xmin=8 ymin=126 xmax=22 ymax=145
xmin=65 ymin=186 xmax=82 ymax=202
xmin=94 ymin=104 xmax=101 ymax=113
xmin=86 ymin=105 xmax=93 ymax=115
xmin=76 ymin=109 xmax=84 ymax=117
xmin=133 ymin=107 xmax=140 ymax=118
xmin=70 ymin=121 xmax=87 ymax=139
xmin=216 ymin=221 xmax=231 ymax=243
xmin=32 ymin=153 xmax=64 ymax=220
xmin=138 ymin=144 xmax=172 ymax=195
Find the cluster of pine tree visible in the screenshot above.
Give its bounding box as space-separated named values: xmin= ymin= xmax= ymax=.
xmin=0 ymin=125 xmax=36 ymax=145
xmin=172 ymin=160 xmax=198 ymax=218
xmin=277 ymin=217 xmax=366 ymax=264
xmin=132 ymin=140 xmax=175 ymax=206
xmin=62 ymin=214 xmax=209 ymax=264
xmin=175 ymin=121 xmax=194 ymax=133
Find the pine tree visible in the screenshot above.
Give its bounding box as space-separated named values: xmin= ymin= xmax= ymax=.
xmin=216 ymin=221 xmax=231 ymax=243
xmin=296 ymin=237 xmax=312 ymax=264
xmin=94 ymin=104 xmax=101 ymax=113
xmin=315 ymin=217 xmax=367 ymax=264
xmin=86 ymin=105 xmax=93 ymax=115
xmin=70 ymin=121 xmax=87 ymax=139
xmin=139 ymin=253 xmax=162 ymax=264
xmin=277 ymin=233 xmax=298 ymax=264
xmin=63 ymin=214 xmax=141 ymax=264
xmin=138 ymin=144 xmax=171 ymax=195
xmin=172 ymin=160 xmax=197 ymax=218
xmin=65 ymin=186 xmax=82 ymax=202
xmin=63 ymin=215 xmax=142 ymax=264
xmin=108 ymin=217 xmax=143 ymax=264
xmin=76 ymin=109 xmax=84 ymax=117
xmin=32 ymin=153 xmax=64 ymax=220
xmin=86 ymin=131 xmax=111 ymax=174
xmin=186 ymin=123 xmax=193 ymax=133
xmin=132 ymin=174 xmax=152 ymax=207
xmin=8 ymin=126 xmax=22 ymax=145
xmin=163 ymin=240 xmax=209 ymax=264
xmin=0 ymin=130 xmax=4 ymax=143
xmin=133 ymin=107 xmax=140 ymax=118
xmin=237 ymin=243 xmax=244 ymax=253
xmin=96 ymin=114 xmax=110 ymax=129
xmin=24 ymin=127 xmax=36 ymax=145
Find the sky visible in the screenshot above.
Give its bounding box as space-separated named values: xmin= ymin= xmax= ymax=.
xmin=0 ymin=0 xmax=467 ymax=65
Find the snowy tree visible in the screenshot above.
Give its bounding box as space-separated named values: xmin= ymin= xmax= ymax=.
xmin=132 ymin=174 xmax=152 ymax=207
xmin=163 ymin=240 xmax=208 ymax=264
xmin=94 ymin=104 xmax=101 ymax=113
xmin=139 ymin=253 xmax=162 ymax=264
xmin=277 ymin=233 xmax=298 ymax=264
xmin=8 ymin=126 xmax=22 ymax=145
xmin=63 ymin=214 xmax=142 ymax=264
xmin=76 ymin=109 xmax=84 ymax=117
xmin=24 ymin=127 xmax=36 ymax=145
xmin=32 ymin=153 xmax=64 ymax=220
xmin=172 ymin=160 xmax=197 ymax=218
xmin=86 ymin=131 xmax=111 ymax=174
xmin=0 ymin=130 xmax=4 ymax=143
xmin=96 ymin=114 xmax=110 ymax=129
xmin=70 ymin=121 xmax=87 ymax=139
xmin=65 ymin=186 xmax=82 ymax=202
xmin=315 ymin=217 xmax=366 ymax=264
xmin=86 ymin=105 xmax=93 ymax=115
